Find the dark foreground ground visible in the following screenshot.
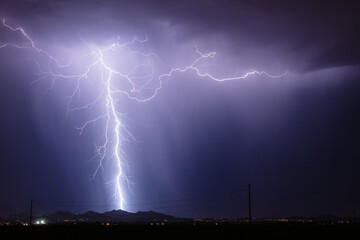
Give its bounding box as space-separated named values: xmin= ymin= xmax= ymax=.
xmin=0 ymin=224 xmax=359 ymax=239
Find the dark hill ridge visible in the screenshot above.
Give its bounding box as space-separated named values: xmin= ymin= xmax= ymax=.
xmin=49 ymin=211 xmax=77 ymax=221
xmin=46 ymin=209 xmax=178 ymax=223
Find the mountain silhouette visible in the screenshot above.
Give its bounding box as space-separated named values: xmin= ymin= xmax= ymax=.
xmin=44 ymin=209 xmax=178 ymax=223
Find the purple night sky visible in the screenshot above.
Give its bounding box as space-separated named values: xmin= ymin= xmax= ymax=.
xmin=0 ymin=0 xmax=360 ymax=218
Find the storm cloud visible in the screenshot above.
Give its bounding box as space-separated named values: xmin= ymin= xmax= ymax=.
xmin=0 ymin=0 xmax=360 ymax=218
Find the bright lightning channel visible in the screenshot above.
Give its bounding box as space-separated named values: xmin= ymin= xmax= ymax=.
xmin=0 ymin=19 xmax=286 ymax=211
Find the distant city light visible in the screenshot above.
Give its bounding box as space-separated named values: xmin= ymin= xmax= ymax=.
xmin=35 ymin=219 xmax=45 ymax=225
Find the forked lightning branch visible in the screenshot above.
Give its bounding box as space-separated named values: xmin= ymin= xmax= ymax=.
xmin=0 ymin=19 xmax=286 ymax=210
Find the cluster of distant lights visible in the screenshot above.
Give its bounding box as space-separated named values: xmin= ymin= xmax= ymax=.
xmin=22 ymin=219 xmax=46 ymax=225
xmin=0 ymin=19 xmax=286 ymax=211
xmin=35 ymin=219 xmax=46 ymax=225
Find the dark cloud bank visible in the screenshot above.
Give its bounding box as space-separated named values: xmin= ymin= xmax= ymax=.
xmin=0 ymin=0 xmax=360 ymax=218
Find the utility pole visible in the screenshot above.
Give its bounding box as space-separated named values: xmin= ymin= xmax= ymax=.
xmin=29 ymin=199 xmax=33 ymax=226
xmin=248 ymin=184 xmax=252 ymax=224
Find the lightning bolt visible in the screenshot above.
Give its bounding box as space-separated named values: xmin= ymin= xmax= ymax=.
xmin=0 ymin=19 xmax=286 ymax=211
